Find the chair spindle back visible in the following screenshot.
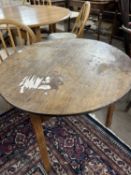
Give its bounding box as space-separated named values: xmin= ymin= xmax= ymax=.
xmin=0 ymin=19 xmax=36 ymax=61
xmin=72 ymin=1 xmax=91 ymax=37
xmin=23 ymin=0 xmax=52 ymax=5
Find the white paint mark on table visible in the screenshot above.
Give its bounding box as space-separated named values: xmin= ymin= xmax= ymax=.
xmin=19 ymin=75 xmax=51 ymax=94
xmin=19 ymin=74 xmax=63 ymax=94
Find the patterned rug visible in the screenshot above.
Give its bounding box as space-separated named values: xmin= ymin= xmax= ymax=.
xmin=0 ymin=109 xmax=131 ymax=175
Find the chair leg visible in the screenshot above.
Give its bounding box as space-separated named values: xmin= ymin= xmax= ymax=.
xmin=105 ymin=104 xmax=115 ymax=127
xmin=68 ymin=17 xmax=71 ymax=32
xmin=125 ymin=101 xmax=131 ymax=112
xmin=97 ymin=12 xmax=103 ymax=40
xmin=109 ymin=10 xmax=118 ymax=44
xmin=49 ymin=24 xmax=56 ymax=33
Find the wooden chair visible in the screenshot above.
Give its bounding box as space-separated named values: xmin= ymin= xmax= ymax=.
xmin=23 ymin=0 xmax=52 ymax=5
xmin=66 ymin=0 xmax=83 ymax=32
xmin=0 ymin=18 xmax=36 ymax=114
xmin=48 ymin=1 xmax=91 ymax=40
xmin=0 ymin=19 xmax=36 ymax=60
xmin=90 ymin=0 xmax=115 ymax=41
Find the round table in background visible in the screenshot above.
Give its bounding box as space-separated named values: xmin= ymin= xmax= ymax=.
xmin=0 ymin=5 xmax=70 ymax=39
xmin=0 ymin=39 xmax=131 ymax=171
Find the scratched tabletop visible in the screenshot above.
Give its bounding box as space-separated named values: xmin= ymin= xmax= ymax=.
xmin=0 ymin=39 xmax=131 ymax=115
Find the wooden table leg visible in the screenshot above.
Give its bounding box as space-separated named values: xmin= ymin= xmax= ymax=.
xmin=33 ymin=27 xmax=42 ymax=42
xmin=105 ymin=103 xmax=115 ymax=127
xmin=30 ymin=114 xmax=51 ymax=172
xmin=97 ymin=12 xmax=103 ymax=41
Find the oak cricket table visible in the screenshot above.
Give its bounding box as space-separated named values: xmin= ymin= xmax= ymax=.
xmin=0 ymin=39 xmax=131 ymax=172
xmin=0 ymin=5 xmax=70 ymax=40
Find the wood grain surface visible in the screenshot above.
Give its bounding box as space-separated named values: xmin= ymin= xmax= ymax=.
xmin=0 ymin=39 xmax=131 ymax=115
xmin=0 ymin=5 xmax=70 ymax=27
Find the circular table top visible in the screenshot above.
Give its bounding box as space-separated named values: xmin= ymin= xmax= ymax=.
xmin=0 ymin=5 xmax=70 ymax=27
xmin=0 ymin=39 xmax=131 ymax=115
